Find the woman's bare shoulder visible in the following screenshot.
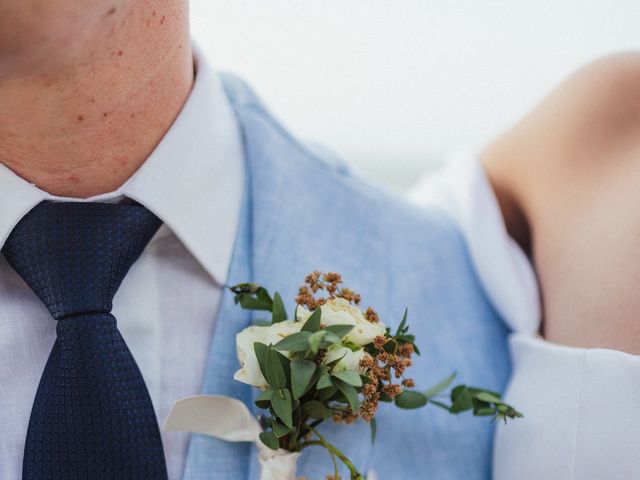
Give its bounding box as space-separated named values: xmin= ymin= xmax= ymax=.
xmin=481 ymin=51 xmax=640 ymax=251
xmin=484 ymin=51 xmax=640 ymax=177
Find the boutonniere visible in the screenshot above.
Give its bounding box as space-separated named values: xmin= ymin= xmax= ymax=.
xmin=166 ymin=272 xmax=522 ymax=479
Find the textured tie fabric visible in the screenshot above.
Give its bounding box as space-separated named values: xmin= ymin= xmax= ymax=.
xmin=2 ymin=201 xmax=168 ymax=479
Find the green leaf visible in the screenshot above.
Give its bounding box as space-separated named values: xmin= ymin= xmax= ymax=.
xmin=255 ymin=287 xmax=274 ymax=305
xmin=449 ymin=385 xmax=474 ymax=414
xmin=255 ymin=388 xmax=274 ymax=409
xmin=237 ymin=294 xmax=273 ymax=311
xmin=424 ymin=372 xmax=457 ymax=399
xmin=394 ymin=390 xmax=428 ymax=409
xmin=271 ymin=292 xmax=288 ymax=323
xmin=265 ymin=347 xmax=287 ymax=388
xmin=474 ymin=391 xmax=503 ymax=404
xmin=302 ymin=400 xmax=331 ymax=420
xmin=474 ymin=407 xmax=496 ymax=416
xmin=308 ymin=330 xmax=327 ymax=353
xmin=302 ymin=308 xmax=322 ymax=332
xmin=273 ymin=331 xmax=312 ymax=352
xmin=230 ymin=282 xmax=261 ymax=294
xmin=325 ymin=350 xmax=347 ymax=370
xmin=252 ymin=320 xmax=272 ymax=327
xmin=271 ymin=418 xmax=292 ymax=437
xmin=271 ymin=388 xmax=294 ymax=428
xmin=259 ymin=431 xmax=279 ymax=451
xmin=332 ymin=371 xmax=363 ymax=387
xmin=323 ymin=331 xmax=343 ymax=346
xmin=317 ymin=372 xmax=333 ymax=390
xmin=378 ymin=392 xmax=393 ymax=403
xmin=342 ymin=340 xmax=362 ymax=352
xmin=370 ymin=417 xmax=377 ymax=444
xmin=229 ymin=284 xmax=274 ymax=312
xmin=334 ymin=378 xmax=360 ymax=412
xmin=318 ymin=386 xmax=338 ymax=401
xmin=430 ymin=399 xmax=453 ymax=411
xmin=254 ymin=342 xmax=269 ymax=381
xmin=291 ymin=359 xmax=317 ymax=399
xmin=324 ymin=324 xmax=355 ymax=339
xmin=274 ymin=349 xmax=292 ymax=388
xmin=395 ymin=308 xmax=408 ymax=337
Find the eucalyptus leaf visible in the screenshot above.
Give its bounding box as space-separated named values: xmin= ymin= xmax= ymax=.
xmin=316 ymin=372 xmax=333 ymax=390
xmin=324 ymin=324 xmax=355 ymax=339
xmin=394 ymin=390 xmax=428 ymax=409
xmin=273 ymin=331 xmax=312 ymax=353
xmin=252 ymin=320 xmax=272 ymax=327
xmin=237 ymin=294 xmax=273 ymax=311
xmin=271 ymin=418 xmax=292 ymax=437
xmin=274 ymin=349 xmax=292 ymax=388
xmin=474 ymin=407 xmax=496 ymax=417
xmin=254 ymin=342 xmax=269 ymax=381
xmin=325 ymin=350 xmax=347 ymax=370
xmin=474 ymin=391 xmax=503 ymax=404
xmin=378 ymin=392 xmax=393 ymax=403
xmin=424 ymin=372 xmax=457 ymax=399
xmin=318 ymin=386 xmax=338 ymax=401
xmin=265 ymin=347 xmax=286 ymax=388
xmin=271 ymin=388 xmax=293 ymax=428
xmin=302 ymin=308 xmax=322 ymax=332
xmin=259 ymin=431 xmax=279 ymax=451
xmin=255 ymin=388 xmax=274 ymax=409
xmin=309 ymin=330 xmax=327 ymax=353
xmin=291 ymin=359 xmax=317 ymax=399
xmin=429 ymin=400 xmax=452 ymax=411
xmin=302 ymin=400 xmax=330 ymax=420
xmin=342 ymin=340 xmax=362 ymax=352
xmin=271 ymin=292 xmax=288 ymax=323
xmin=323 ymin=331 xmax=343 ymax=346
xmin=449 ymin=386 xmax=474 ymax=414
xmin=255 ymin=287 xmax=274 ymax=305
xmin=332 ymin=371 xmax=363 ymax=387
xmin=334 ymin=378 xmax=360 ymax=412
xmin=370 ymin=417 xmax=377 ymax=444
xmin=395 ymin=308 xmax=408 ymax=337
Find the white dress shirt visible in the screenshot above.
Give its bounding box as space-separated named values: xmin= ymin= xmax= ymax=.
xmin=0 ymin=47 xmax=244 ymax=480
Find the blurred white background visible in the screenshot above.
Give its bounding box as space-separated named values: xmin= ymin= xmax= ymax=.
xmin=190 ymin=1 xmax=640 ymax=189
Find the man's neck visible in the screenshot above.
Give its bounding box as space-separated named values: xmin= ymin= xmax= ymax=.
xmin=0 ymin=2 xmax=193 ymax=198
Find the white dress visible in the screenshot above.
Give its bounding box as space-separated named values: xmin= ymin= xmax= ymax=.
xmin=410 ymin=149 xmax=640 ymax=479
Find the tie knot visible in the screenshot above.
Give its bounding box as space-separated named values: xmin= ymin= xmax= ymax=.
xmin=2 ymin=201 xmax=161 ymax=320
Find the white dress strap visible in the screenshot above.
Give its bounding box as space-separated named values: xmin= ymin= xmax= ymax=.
xmin=409 ymin=148 xmax=541 ymax=334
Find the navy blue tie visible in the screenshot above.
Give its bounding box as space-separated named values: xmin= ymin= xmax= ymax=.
xmin=2 ymin=201 xmax=168 ymax=479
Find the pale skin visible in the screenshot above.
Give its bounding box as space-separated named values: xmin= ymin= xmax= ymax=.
xmin=0 ymin=0 xmax=193 ymax=198
xmin=2 ymin=3 xmax=639 ymax=353
xmin=483 ymin=53 xmax=640 ymax=354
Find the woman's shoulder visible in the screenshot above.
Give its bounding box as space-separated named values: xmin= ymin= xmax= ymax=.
xmin=482 ymin=51 xmax=640 ymax=249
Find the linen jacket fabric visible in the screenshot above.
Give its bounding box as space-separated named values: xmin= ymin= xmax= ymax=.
xmin=181 ymin=73 xmax=512 ymax=480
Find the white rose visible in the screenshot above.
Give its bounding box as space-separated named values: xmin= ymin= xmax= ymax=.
xmin=324 ymin=345 xmax=370 ymax=373
xmin=296 ymin=298 xmax=386 ymax=346
xmin=234 ymin=320 xmax=303 ymax=388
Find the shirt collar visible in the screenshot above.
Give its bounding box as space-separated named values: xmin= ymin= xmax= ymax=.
xmin=0 ymin=44 xmax=244 ymax=286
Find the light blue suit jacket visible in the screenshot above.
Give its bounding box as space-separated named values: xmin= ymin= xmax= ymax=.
xmin=181 ymin=74 xmax=511 ymax=479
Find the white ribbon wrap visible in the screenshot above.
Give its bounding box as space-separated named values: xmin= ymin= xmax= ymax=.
xmin=164 ymin=395 xmax=300 ymax=480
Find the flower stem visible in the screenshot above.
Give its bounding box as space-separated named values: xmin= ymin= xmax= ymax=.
xmin=299 ymin=427 xmax=366 ymax=480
